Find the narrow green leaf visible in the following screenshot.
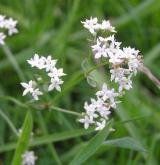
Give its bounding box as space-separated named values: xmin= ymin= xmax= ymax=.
xmin=12 ymin=111 xmax=33 ymax=165
xmin=0 ymin=108 xmax=18 ymax=137
xmin=104 ymin=137 xmax=147 ymax=152
xmin=0 ymin=128 xmax=94 ymax=153
xmin=69 ymin=120 xmax=112 ymax=165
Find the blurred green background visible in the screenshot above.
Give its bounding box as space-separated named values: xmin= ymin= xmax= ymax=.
xmin=0 ymin=0 xmax=160 ymax=164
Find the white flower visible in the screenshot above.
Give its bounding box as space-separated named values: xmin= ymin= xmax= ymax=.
xmin=4 ymin=18 xmax=18 ymax=35
xmin=21 ymin=80 xmax=35 ymax=96
xmin=95 ymin=120 xmax=106 ymax=131
xmin=48 ymin=78 xmax=64 ymax=92
xmin=44 ymin=55 xmax=57 ymax=72
xmin=79 ymin=115 xmax=94 ymax=129
xmin=100 ymin=20 xmax=116 ymax=33
xmin=0 ymin=15 xmax=18 ymax=44
xmin=96 ymin=83 xmax=119 ymax=103
xmin=21 ymin=80 xmax=43 ymax=100
xmin=123 ymin=47 xmax=139 ymax=60
xmin=84 ymin=101 xmax=98 ymax=120
xmin=22 ymin=151 xmax=37 ymax=165
xmin=110 ymin=68 xmax=130 ymax=82
xmin=128 ymin=58 xmax=141 ymax=75
xmin=31 ymin=88 xmax=43 ymax=100
xmin=118 ymin=76 xmax=132 ymax=92
xmin=27 ymin=54 xmax=46 ymax=69
xmin=108 ymin=52 xmax=124 ymax=65
xmin=0 ymin=32 xmax=6 ymax=45
xmin=91 ymin=38 xmax=108 ymax=58
xmin=48 ymin=67 xmax=66 ymax=78
xmin=81 ymin=17 xmax=100 ymax=35
xmin=0 ymin=15 xmax=5 ymax=28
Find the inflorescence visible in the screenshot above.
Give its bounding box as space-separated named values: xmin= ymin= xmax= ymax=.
xmin=0 ymin=14 xmax=18 ymax=45
xmin=79 ymin=17 xmax=143 ymax=131
xmin=21 ymin=54 xmax=66 ymax=100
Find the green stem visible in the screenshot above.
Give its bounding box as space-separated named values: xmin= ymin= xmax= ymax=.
xmin=2 ymin=44 xmax=25 ymax=82
xmin=51 ymin=106 xmax=81 ymax=116
xmin=0 ymin=108 xmax=19 ymax=137
xmin=0 ymin=95 xmax=81 ymax=117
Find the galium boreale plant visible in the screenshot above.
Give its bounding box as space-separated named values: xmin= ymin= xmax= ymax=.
xmin=79 ymin=17 xmax=144 ymax=131
xmin=1 ymin=13 xmax=160 ymax=165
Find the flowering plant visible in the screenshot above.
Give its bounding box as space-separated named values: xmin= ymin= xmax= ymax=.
xmin=79 ymin=17 xmax=143 ymax=131
xmin=0 ymin=11 xmax=159 ymax=165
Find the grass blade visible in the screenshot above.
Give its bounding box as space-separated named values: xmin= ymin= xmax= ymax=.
xmin=0 ymin=128 xmax=94 ymax=153
xmin=104 ymin=137 xmax=147 ymax=152
xmin=69 ymin=120 xmax=113 ymax=165
xmin=0 ymin=108 xmax=18 ymax=137
xmin=12 ymin=111 xmax=33 ymax=165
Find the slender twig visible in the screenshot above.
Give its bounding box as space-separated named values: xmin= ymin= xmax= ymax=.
xmin=139 ymin=65 xmax=160 ymax=89
xmin=51 ymin=106 xmax=81 ymax=116
xmin=1 ymin=44 xmax=25 ymax=82
xmin=0 ymin=108 xmax=19 ymax=137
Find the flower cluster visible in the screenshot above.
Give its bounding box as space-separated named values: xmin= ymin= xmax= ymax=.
xmin=79 ymin=83 xmax=119 ymax=131
xmin=21 ymin=54 xmax=66 ymax=100
xmin=80 ymin=17 xmax=143 ymax=131
xmin=22 ymin=151 xmax=37 ymax=165
xmin=81 ymin=17 xmax=116 ymax=36
xmin=0 ymin=14 xmax=18 ymax=45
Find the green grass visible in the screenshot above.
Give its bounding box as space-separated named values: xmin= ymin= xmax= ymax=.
xmin=0 ymin=0 xmax=160 ymax=164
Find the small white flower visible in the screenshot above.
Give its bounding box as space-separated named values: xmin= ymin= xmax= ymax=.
xmin=110 ymin=68 xmax=130 ymax=82
xmin=0 ymin=15 xmax=5 ymax=28
xmin=100 ymin=20 xmax=116 ymax=33
xmin=4 ymin=18 xmax=18 ymax=36
xmin=48 ymin=67 xmax=66 ymax=78
xmin=118 ymin=76 xmax=132 ymax=92
xmin=95 ymin=120 xmax=106 ymax=131
xmin=84 ymin=101 xmax=98 ymax=120
xmin=31 ymin=88 xmax=43 ymax=100
xmin=27 ymin=54 xmax=46 ymax=69
xmin=79 ymin=115 xmax=94 ymax=129
xmin=22 ymin=151 xmax=37 ymax=165
xmin=96 ymin=83 xmax=119 ymax=103
xmin=21 ymin=80 xmax=35 ymax=96
xmin=128 ymin=58 xmax=141 ymax=75
xmin=91 ymin=38 xmax=108 ymax=59
xmin=108 ymin=52 xmax=124 ymax=65
xmin=81 ymin=17 xmax=100 ymax=35
xmin=123 ymin=47 xmax=139 ymax=60
xmin=44 ymin=55 xmax=57 ymax=72
xmin=21 ymin=80 xmax=42 ymax=100
xmin=0 ymin=32 xmax=6 ymax=45
xmin=48 ymin=78 xmax=64 ymax=92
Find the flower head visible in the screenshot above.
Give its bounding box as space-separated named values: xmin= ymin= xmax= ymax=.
xmin=22 ymin=151 xmax=37 ymax=165
xmin=81 ymin=17 xmax=100 ymax=35
xmin=0 ymin=14 xmax=18 ymax=45
xmin=21 ymin=80 xmax=42 ymax=100
xmin=21 ymin=54 xmax=66 ymax=100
